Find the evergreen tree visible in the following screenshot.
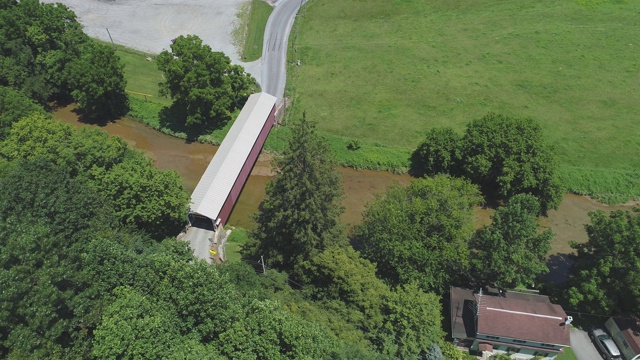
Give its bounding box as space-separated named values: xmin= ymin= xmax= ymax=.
xmin=423 ymin=343 xmax=445 ymax=360
xmin=248 ymin=113 xmax=345 ymax=273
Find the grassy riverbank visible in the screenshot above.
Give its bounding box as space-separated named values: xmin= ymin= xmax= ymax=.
xmin=117 ymin=0 xmax=640 ymax=203
xmin=284 ymin=0 xmax=640 ymax=203
xmin=127 ymin=97 xmax=411 ymax=173
xmin=242 ymin=0 xmax=273 ymax=61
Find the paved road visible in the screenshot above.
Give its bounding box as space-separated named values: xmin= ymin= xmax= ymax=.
xmin=571 ymin=327 xmax=602 ymax=360
xmin=179 ymin=227 xmax=214 ymax=264
xmin=261 ymin=0 xmax=307 ymax=102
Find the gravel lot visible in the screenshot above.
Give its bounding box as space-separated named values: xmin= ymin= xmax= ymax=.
xmin=42 ymin=0 xmax=262 ymax=80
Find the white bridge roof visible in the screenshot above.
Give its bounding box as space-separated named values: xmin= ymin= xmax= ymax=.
xmin=190 ymin=92 xmax=277 ymax=221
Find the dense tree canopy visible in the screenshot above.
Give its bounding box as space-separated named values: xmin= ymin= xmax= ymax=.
xmin=294 ymin=247 xmax=451 ymax=359
xmin=0 ymin=0 xmax=128 ymax=118
xmin=411 ymin=113 xmax=563 ymax=214
xmin=377 ymin=283 xmax=444 ymax=359
xmin=68 ymin=42 xmax=129 ymax=118
xmin=461 ymin=113 xmax=563 ymax=213
xmin=297 ymin=247 xmax=388 ymax=336
xmin=0 ymin=159 xmax=114 ymax=357
xmin=353 ymin=175 xmax=482 ymax=293
xmin=566 ymin=210 xmax=640 ymax=315
xmin=425 ymin=343 xmax=445 ymax=360
xmin=0 ymin=157 xmax=362 ymax=358
xmin=0 ymin=0 xmax=85 ymax=102
xmin=409 ymin=127 xmax=461 ymax=177
xmin=156 ymin=35 xmax=255 ymax=127
xmin=247 ymin=114 xmax=345 ymax=273
xmin=0 ymin=85 xmax=46 ymax=139
xmin=97 ymin=153 xmax=189 ymax=238
xmin=0 ymin=114 xmax=189 ymax=238
xmin=471 ymin=194 xmax=553 ymax=289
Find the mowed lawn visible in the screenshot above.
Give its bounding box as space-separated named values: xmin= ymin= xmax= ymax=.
xmin=290 ymin=0 xmax=640 ymax=200
xmin=116 ymin=48 xmax=172 ymax=106
xmin=243 ymin=0 xmax=273 ymax=61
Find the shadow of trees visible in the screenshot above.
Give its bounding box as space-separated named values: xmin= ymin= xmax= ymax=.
xmin=545 ymin=253 xmax=575 ymax=285
xmin=158 ymin=102 xmax=232 ymax=141
xmin=72 ymin=104 xmax=121 ymax=127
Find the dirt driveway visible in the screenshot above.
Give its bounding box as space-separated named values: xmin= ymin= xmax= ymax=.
xmin=41 ymin=0 xmax=261 ymax=79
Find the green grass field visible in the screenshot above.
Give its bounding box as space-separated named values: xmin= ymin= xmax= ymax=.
xmin=243 ymin=0 xmax=273 ymax=61
xmin=114 ymin=46 xmax=173 ymax=106
xmin=287 ymin=0 xmax=640 ymax=202
xmin=225 ymin=227 xmax=250 ymax=263
xmin=557 ymin=347 xmax=578 ymax=360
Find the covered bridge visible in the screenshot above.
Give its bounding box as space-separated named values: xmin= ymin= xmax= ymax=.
xmin=181 ymin=92 xmax=277 ymax=262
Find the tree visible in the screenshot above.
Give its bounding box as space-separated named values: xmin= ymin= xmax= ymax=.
xmin=471 ymin=194 xmax=553 ymax=289
xmin=0 ymin=114 xmax=129 ymax=174
xmin=410 ymin=127 xmax=461 ymax=177
xmin=296 ymin=247 xmax=389 ymax=335
xmin=376 ymin=283 xmax=444 ymax=359
xmin=353 ymin=175 xmax=481 ymax=293
xmin=0 ymin=159 xmax=114 ymax=358
xmin=156 ymin=35 xmax=255 ymax=127
xmin=68 ymin=42 xmax=128 ymax=119
xmin=217 ymin=299 xmax=339 ymax=359
xmin=423 ymin=343 xmax=445 ymax=360
xmin=0 ymin=86 xmax=46 ymax=139
xmin=0 ymin=158 xmax=114 ymax=242
xmin=92 ymin=287 xmax=181 ymax=359
xmin=566 ymin=210 xmax=640 ymax=315
xmin=247 ymin=114 xmax=345 ymax=273
xmin=97 ymin=152 xmax=190 ymax=239
xmin=0 ymin=0 xmax=87 ymax=102
xmin=460 ymin=113 xmax=563 ymax=214
xmin=1 ymin=114 xmax=190 ymax=239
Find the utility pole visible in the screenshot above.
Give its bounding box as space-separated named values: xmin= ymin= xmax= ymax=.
xmin=260 ymin=255 xmax=266 ymax=274
xmin=106 ymin=28 xmax=115 ymax=48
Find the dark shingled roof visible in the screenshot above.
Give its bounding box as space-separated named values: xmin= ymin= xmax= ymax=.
xmin=476 ymin=292 xmax=571 ymax=347
xmin=450 ymin=287 xmax=477 ymax=340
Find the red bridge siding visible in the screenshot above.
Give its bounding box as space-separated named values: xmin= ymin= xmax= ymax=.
xmin=217 ymin=104 xmax=276 ymax=225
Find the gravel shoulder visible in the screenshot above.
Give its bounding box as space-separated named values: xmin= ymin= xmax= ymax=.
xmin=42 ymin=0 xmax=262 ymax=80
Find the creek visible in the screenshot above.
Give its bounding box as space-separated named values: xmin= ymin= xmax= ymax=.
xmin=52 ymin=104 xmax=635 ymax=255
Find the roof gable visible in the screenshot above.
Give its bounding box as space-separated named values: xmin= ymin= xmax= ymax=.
xmin=476 ymin=293 xmax=570 ymax=346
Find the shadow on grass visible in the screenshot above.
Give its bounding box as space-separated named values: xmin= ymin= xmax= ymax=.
xmin=158 ymin=103 xmax=231 ymax=141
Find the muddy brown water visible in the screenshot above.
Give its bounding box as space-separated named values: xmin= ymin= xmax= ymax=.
xmin=53 ymin=104 xmax=636 ymax=256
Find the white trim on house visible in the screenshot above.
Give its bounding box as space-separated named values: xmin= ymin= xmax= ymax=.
xmin=486 ymin=307 xmax=564 ymax=320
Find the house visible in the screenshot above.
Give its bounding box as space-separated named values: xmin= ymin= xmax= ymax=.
xmin=450 ymin=287 xmax=571 ymax=359
xmin=605 ymin=315 xmax=640 ymax=360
